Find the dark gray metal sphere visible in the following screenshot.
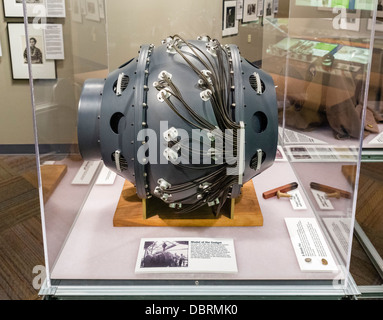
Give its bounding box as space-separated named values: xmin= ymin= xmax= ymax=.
xmin=78 ymin=35 xmax=278 ymax=215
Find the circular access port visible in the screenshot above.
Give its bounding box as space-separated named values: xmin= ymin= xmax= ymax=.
xmin=110 ymin=112 xmax=126 ymax=134
xmin=251 ymin=111 xmax=268 ymax=133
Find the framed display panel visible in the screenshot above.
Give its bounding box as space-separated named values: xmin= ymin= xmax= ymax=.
xmin=4 ymin=0 xmax=45 ymax=17
xmin=71 ymin=0 xmax=82 ymax=23
xmin=8 ymin=23 xmax=56 ymax=79
xmin=263 ymin=0 xmax=274 ymax=18
xmin=243 ymin=0 xmax=259 ymax=23
xmin=222 ymin=0 xmax=238 ymax=36
xmin=27 ymin=0 xmax=380 ymax=299
xmin=262 ymin=1 xmax=383 ymax=293
xmin=84 ymin=0 xmax=100 ymax=21
xmin=3 ymin=0 xmax=66 ymax=17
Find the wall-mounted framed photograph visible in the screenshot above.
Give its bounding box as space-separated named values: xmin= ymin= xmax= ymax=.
xmin=8 ymin=23 xmax=56 ymax=80
xmin=71 ymin=0 xmax=83 ymax=23
xmin=4 ymin=0 xmax=44 ymax=17
xmin=3 ymin=0 xmax=65 ymax=18
xmin=263 ymin=0 xmax=274 ymax=19
xmin=222 ymin=0 xmax=238 ymax=36
xmin=80 ymin=0 xmax=86 ymax=15
xmin=98 ymin=0 xmax=105 ymax=19
xmin=243 ymin=0 xmax=259 ymax=23
xmin=85 ymin=0 xmax=100 ymax=21
xmin=257 ymin=0 xmax=264 ymax=16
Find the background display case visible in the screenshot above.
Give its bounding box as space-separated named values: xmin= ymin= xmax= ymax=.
xmin=18 ymin=0 xmax=382 ymax=299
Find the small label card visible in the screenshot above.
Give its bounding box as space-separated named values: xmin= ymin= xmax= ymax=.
xmin=311 ymin=189 xmax=334 ymax=210
xmin=368 ymin=131 xmax=383 ymax=145
xmin=275 ymin=145 xmax=288 ymax=162
xmin=72 ymin=160 xmax=100 ymax=185
xmin=285 ymin=218 xmax=338 ymax=272
xmin=289 ymin=189 xmax=307 ymax=210
xmin=135 ymin=238 xmax=238 ymax=274
xmin=45 ymin=0 xmax=66 ymax=18
xmin=42 ymin=161 xmax=56 ymax=165
xmin=96 ymin=165 xmax=117 ymax=185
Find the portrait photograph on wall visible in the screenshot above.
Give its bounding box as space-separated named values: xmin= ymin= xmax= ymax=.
xmin=8 ymin=23 xmax=56 ymax=79
xmin=263 ymin=0 xmax=274 ymax=18
xmin=243 ymin=0 xmax=259 ymax=23
xmin=222 ymin=0 xmax=238 ymax=36
xmin=85 ymin=0 xmax=100 ymax=21
xmin=71 ymin=0 xmax=83 ymax=23
xmin=3 ymin=0 xmax=65 ymax=17
xmin=4 ymin=0 xmax=43 ymax=17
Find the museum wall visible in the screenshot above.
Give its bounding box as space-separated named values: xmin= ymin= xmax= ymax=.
xmin=34 ymin=3 xmax=108 ymax=147
xmin=0 ymin=1 xmax=108 ymax=147
xmin=106 ymin=0 xmax=241 ymax=70
xmin=7 ymin=0 xmax=378 ymax=149
xmin=0 ymin=3 xmax=35 ymax=146
xmin=105 ymin=0 xmax=289 ymax=69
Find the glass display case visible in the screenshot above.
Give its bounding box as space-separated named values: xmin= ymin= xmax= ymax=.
xmin=19 ymin=0 xmax=382 ymax=299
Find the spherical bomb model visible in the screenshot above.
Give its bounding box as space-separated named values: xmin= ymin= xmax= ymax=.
xmin=78 ymin=35 xmax=278 ymax=217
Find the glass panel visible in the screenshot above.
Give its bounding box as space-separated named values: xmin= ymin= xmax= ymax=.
xmin=26 ymin=0 xmax=380 ymax=297
xmin=25 ymin=0 xmax=108 ymax=282
xmin=0 ymin=2 xmax=45 ymax=299
xmin=262 ymin=1 xmax=377 ymax=291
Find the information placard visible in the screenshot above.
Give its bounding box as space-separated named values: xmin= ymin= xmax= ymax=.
xmin=43 ymin=24 xmax=65 ymax=60
xmin=72 ymin=160 xmax=100 ymax=185
xmin=135 ymin=238 xmax=238 ymax=274
xmin=285 ymin=218 xmax=338 ymax=272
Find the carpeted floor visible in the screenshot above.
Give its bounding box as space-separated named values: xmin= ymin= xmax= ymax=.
xmin=0 ymin=155 xmax=43 ymax=300
xmin=350 ymin=162 xmax=383 ymax=286
xmin=0 ymin=155 xmax=381 ymax=299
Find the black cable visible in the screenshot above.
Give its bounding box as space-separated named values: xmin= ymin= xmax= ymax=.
xmin=154 ymin=35 xmax=242 ymax=210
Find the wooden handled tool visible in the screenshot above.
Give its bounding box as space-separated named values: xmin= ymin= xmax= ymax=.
xmin=310 ymin=182 xmax=351 ymax=199
xmin=262 ymin=182 xmax=298 ymax=199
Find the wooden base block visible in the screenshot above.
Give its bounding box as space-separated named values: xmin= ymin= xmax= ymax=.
xmin=113 ymin=180 xmax=263 ymax=227
xmin=22 ymin=164 xmax=67 ymax=203
xmin=342 ymin=165 xmax=357 ymax=188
